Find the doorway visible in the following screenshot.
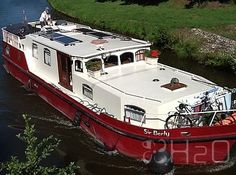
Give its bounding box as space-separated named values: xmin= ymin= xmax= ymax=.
xmin=57 ymin=51 xmax=72 ymax=91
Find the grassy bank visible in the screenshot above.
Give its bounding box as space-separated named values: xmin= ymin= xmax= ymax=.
xmin=48 ymin=0 xmax=236 ymax=37
xmin=48 ymin=0 xmax=236 ymax=71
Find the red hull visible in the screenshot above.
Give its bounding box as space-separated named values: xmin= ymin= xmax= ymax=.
xmin=2 ymin=42 xmax=236 ymax=165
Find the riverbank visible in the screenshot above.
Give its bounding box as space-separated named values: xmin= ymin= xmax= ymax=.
xmin=48 ymin=0 xmax=236 ymax=72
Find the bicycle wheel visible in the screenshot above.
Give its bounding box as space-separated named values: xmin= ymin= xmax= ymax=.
xmin=165 ymin=114 xmax=193 ymax=129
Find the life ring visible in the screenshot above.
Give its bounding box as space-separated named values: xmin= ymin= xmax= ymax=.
xmin=215 ymin=113 xmax=236 ymax=125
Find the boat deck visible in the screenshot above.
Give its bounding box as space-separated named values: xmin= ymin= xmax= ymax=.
xmin=96 ymin=61 xmax=214 ymax=104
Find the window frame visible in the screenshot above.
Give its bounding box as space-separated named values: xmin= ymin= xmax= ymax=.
xmin=104 ymin=55 xmax=118 ymax=68
xmin=120 ymin=52 xmax=134 ymax=65
xmin=82 ymin=84 xmax=93 ymax=100
xmin=44 ymin=48 xmax=51 ymax=66
xmin=85 ymin=58 xmax=102 ymax=72
xmin=75 ymin=60 xmax=83 ymax=72
xmin=32 ymin=43 xmax=38 ymax=59
xmin=124 ymin=105 xmax=145 ymax=122
xmin=135 ymin=50 xmax=145 ymax=61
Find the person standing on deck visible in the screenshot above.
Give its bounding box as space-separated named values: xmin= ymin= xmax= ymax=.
xmin=39 ymin=7 xmax=52 ymax=27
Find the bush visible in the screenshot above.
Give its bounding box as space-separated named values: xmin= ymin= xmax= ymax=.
xmin=173 ymin=35 xmax=201 ymax=59
xmin=149 ymin=27 xmax=175 ymax=49
xmin=196 ymin=51 xmax=236 ymax=69
xmin=0 ymin=115 xmax=79 ymax=175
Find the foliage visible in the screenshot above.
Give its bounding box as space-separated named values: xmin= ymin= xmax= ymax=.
xmin=152 ymin=28 xmax=175 ymax=49
xmin=96 ymin=0 xmax=168 ymax=5
xmin=185 ymin=0 xmax=233 ymax=8
xmin=0 ymin=115 xmax=79 ymax=175
xmin=173 ymin=34 xmax=201 ymax=58
xmin=86 ymin=59 xmax=102 ymax=71
xmin=196 ymin=51 xmax=236 ymax=69
xmin=96 ymin=0 xmax=236 ymax=6
xmin=48 ymin=0 xmax=236 ymax=40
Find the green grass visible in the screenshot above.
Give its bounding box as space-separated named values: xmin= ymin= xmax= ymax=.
xmin=48 ymin=0 xmax=236 ymax=71
xmin=48 ymin=0 xmax=236 ymax=39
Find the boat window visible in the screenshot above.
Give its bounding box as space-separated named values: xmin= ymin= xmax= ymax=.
xmin=8 ymin=33 xmax=13 ymax=44
xmin=75 ymin=60 xmax=83 ymax=72
xmin=44 ymin=48 xmax=51 ymax=66
xmin=124 ymin=105 xmax=145 ymax=122
xmin=120 ymin=52 xmax=134 ymax=64
xmin=32 ymin=43 xmax=38 ymax=59
xmin=135 ymin=50 xmax=145 ymax=61
xmin=85 ymin=58 xmax=102 ymax=71
xmin=82 ymin=84 xmax=93 ymax=100
xmin=5 ymin=45 xmax=10 ymax=56
xmin=104 ymin=55 xmax=118 ymax=68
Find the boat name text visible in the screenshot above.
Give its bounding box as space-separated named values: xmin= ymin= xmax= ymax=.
xmin=144 ymin=129 xmax=170 ymax=137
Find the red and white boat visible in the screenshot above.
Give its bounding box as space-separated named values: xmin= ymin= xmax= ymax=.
xmin=2 ymin=20 xmax=236 ymax=173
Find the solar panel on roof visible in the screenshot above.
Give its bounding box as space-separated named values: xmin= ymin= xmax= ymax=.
xmin=89 ymin=32 xmax=112 ymax=39
xmin=76 ymin=28 xmax=113 ymax=38
xmin=54 ymin=36 xmax=82 ymax=46
xmin=52 ymin=33 xmax=64 ymax=39
xmin=76 ymin=28 xmax=94 ymax=33
xmin=41 ymin=32 xmax=64 ymax=40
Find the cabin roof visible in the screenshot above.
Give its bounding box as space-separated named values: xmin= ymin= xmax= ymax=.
xmin=95 ymin=62 xmax=214 ymax=104
xmin=28 ymin=23 xmax=150 ymax=58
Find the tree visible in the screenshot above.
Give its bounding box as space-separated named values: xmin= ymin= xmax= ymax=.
xmin=0 ymin=115 xmax=79 ymax=175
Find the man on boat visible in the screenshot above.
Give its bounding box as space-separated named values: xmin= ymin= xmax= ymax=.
xmin=39 ymin=7 xmax=52 ymax=27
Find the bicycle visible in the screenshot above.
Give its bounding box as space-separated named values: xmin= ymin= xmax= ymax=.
xmin=165 ymin=95 xmax=222 ymax=129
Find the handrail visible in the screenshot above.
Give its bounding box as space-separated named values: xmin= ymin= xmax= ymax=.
xmin=180 ymin=109 xmax=236 ymax=116
xmin=180 ymin=109 xmax=236 ymax=126
xmin=143 ymin=109 xmax=236 ymax=127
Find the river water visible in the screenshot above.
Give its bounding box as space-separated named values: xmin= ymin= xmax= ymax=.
xmin=0 ymin=0 xmax=236 ymax=175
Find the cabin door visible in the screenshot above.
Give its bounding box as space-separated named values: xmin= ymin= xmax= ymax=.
xmin=57 ymin=51 xmax=72 ymax=91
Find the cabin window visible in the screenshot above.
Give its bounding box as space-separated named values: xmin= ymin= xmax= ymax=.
xmin=120 ymin=52 xmax=134 ymax=64
xmin=3 ymin=30 xmax=7 ymax=42
xmin=75 ymin=60 xmax=83 ymax=72
xmin=32 ymin=43 xmax=38 ymax=59
xmin=86 ymin=58 xmax=102 ymax=72
xmin=104 ymin=55 xmax=118 ymax=68
xmin=82 ymin=84 xmax=93 ymax=100
xmin=12 ymin=35 xmax=19 ymax=48
xmin=44 ymin=48 xmax=51 ymax=66
xmin=135 ymin=50 xmax=145 ymax=61
xmin=5 ymin=45 xmax=10 ymax=56
xmin=124 ymin=105 xmax=145 ymax=122
xmin=7 ymin=33 xmax=12 ymax=44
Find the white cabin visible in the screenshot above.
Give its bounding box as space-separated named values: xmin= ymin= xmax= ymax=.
xmin=3 ymin=20 xmax=231 ymax=129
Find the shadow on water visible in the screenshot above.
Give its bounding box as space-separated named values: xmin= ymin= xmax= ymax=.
xmin=0 ymin=0 xmax=236 ymax=175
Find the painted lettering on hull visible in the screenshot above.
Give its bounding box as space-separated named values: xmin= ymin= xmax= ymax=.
xmin=144 ymin=128 xmax=170 ymax=137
